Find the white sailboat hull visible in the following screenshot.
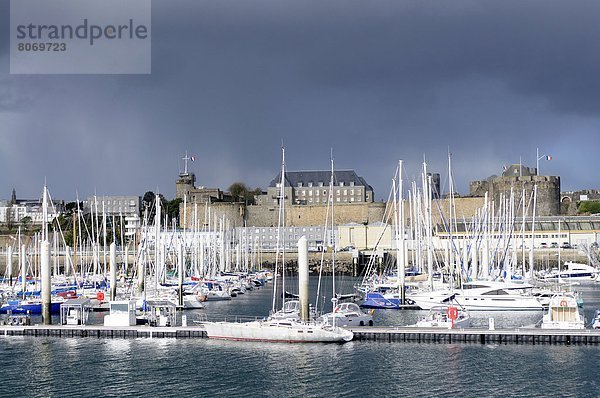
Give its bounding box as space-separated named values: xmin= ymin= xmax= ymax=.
xmin=203 ymin=320 xmax=354 ymax=343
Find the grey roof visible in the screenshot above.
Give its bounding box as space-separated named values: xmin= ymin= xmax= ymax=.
xmin=269 ymin=170 xmax=373 ymax=190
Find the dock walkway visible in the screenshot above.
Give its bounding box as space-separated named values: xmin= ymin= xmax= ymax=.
xmin=2 ymin=325 xmax=600 ymax=345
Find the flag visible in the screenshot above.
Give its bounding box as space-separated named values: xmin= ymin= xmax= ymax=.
xmin=190 ymin=156 xmax=196 ymax=161
xmin=546 ymin=155 xmax=552 ymax=160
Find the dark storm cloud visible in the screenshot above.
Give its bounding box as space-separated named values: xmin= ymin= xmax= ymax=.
xmin=1 ymin=0 xmax=600 ymax=201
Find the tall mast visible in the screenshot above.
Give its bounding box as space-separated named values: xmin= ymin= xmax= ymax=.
xmin=397 ymin=160 xmax=406 ymax=304
xmin=272 ymin=146 xmax=286 ymax=313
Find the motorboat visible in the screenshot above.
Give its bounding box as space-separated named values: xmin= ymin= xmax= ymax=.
xmin=408 ymin=281 xmax=544 ymax=311
xmin=320 ymin=302 xmax=374 ymax=327
xmin=541 ymin=295 xmax=584 ymax=329
xmin=411 ymin=304 xmax=470 ymax=329
xmin=537 ymin=262 xmax=600 ymax=283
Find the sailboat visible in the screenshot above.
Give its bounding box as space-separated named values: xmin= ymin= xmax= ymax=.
xmin=202 ymin=148 xmax=353 ymax=343
xmin=318 ymin=152 xmax=373 ymax=325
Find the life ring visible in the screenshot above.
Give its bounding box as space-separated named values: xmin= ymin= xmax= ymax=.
xmin=97 ymin=291 xmax=105 ymax=301
xmin=559 ymin=300 xmax=568 ymax=307
xmin=447 ymin=306 xmax=459 ymax=320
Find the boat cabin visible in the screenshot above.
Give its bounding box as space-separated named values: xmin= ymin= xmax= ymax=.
xmin=60 ymin=298 xmax=91 ymax=326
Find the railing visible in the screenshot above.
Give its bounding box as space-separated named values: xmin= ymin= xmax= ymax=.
xmin=194 ymin=313 xmax=266 ymax=324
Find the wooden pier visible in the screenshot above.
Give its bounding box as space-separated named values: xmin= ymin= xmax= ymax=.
xmin=2 ymin=325 xmax=600 ymax=345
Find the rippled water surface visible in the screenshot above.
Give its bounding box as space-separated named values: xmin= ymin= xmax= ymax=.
xmin=2 ymin=277 xmax=600 ymax=397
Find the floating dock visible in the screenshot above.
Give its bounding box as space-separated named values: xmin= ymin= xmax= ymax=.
xmin=0 ymin=325 xmax=206 ymax=339
xmin=348 ymin=326 xmax=600 ymax=345
xmin=2 ymin=325 xmax=600 ymax=345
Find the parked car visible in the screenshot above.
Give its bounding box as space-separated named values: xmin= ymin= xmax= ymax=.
xmin=540 ymin=242 xmax=548 ymax=248
xmin=550 ymin=242 xmax=559 ymax=248
xmin=560 ymin=242 xmax=571 ymax=249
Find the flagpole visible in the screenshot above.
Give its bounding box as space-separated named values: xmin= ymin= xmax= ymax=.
xmin=536 ymin=148 xmax=550 ymax=176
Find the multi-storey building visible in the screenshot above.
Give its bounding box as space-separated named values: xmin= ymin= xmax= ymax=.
xmin=263 ymin=170 xmax=374 ymax=206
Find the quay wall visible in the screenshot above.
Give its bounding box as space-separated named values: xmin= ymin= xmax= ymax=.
xmin=179 ymin=198 xmax=487 ymax=229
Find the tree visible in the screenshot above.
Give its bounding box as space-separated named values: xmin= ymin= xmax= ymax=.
xmin=5 ymin=206 xmax=14 ymax=230
xmin=228 ymin=182 xmax=262 ymax=204
xmin=142 ymin=191 xmax=155 ymax=209
xmin=166 ymin=198 xmax=183 ymax=225
xmin=228 ymin=182 xmax=249 ymax=202
xmin=578 ymin=201 xmax=600 ymax=215
xmin=65 ymin=201 xmax=82 ymax=213
xmin=20 ymin=216 xmax=32 ymax=231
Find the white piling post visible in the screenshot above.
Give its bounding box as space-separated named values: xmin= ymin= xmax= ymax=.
xmin=41 ymin=241 xmax=51 ymax=325
xmin=110 ymin=242 xmax=117 ymax=301
xmin=20 ymin=244 xmax=26 ymax=298
xmin=298 ymin=236 xmax=309 ymax=322
xmin=178 ymin=242 xmax=184 ymax=307
xmin=7 ymin=246 xmax=12 ymax=284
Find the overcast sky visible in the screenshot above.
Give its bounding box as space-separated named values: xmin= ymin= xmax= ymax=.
xmin=1 ymin=0 xmax=600 ymax=202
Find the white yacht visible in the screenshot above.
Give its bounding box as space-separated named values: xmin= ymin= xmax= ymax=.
xmin=541 ymin=295 xmax=585 ymax=329
xmin=537 ymin=262 xmax=599 ymax=283
xmin=408 ymin=281 xmax=543 ymax=311
xmin=320 ymin=302 xmax=374 ymax=327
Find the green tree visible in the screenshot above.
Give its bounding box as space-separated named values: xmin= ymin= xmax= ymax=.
xmin=166 ymin=198 xmax=183 ymax=225
xmin=578 ymin=201 xmax=600 ymax=214
xmin=20 ymin=216 xmax=32 ymax=231
xmin=228 ymin=183 xmax=262 ymax=203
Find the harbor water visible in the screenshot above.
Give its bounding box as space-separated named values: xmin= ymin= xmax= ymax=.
xmin=2 ymin=277 xmax=600 ymax=397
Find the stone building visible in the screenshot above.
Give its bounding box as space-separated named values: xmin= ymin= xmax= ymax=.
xmin=260 ymin=170 xmax=374 ymax=206
xmin=176 ymin=171 xmax=231 ymax=203
xmin=468 ymin=164 xmax=560 ymax=216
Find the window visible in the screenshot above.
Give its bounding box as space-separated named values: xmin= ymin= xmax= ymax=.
xmin=340 ymin=182 xmax=345 ymax=187
xmin=350 ymin=181 xmax=355 ymax=187
xmin=343 ymin=189 xmax=347 ymax=195
xmin=319 ymin=182 xmax=324 ymax=187
xmin=298 ymin=182 xmax=303 ymax=187
xmin=309 ymin=191 xmax=313 ymax=196
xmin=308 ymin=182 xmax=313 ymax=187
